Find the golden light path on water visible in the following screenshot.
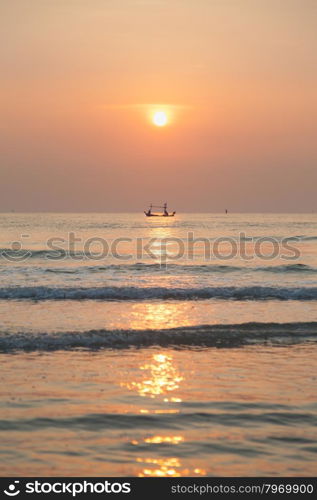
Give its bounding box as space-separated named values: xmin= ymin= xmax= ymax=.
xmin=120 ymin=246 xmax=237 ymax=478
xmin=122 ymin=353 xmax=206 ymax=476
xmin=129 ymin=302 xmax=194 ymax=330
xmin=124 ymin=353 xmax=183 ymax=400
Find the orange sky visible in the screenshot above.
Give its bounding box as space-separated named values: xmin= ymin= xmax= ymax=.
xmin=0 ymin=0 xmax=316 ymax=212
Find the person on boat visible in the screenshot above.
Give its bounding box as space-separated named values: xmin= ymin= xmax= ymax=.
xmin=163 ymin=203 xmax=168 ymax=216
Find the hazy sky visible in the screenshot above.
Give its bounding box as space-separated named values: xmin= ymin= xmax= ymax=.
xmin=1 ymin=0 xmax=316 ymax=212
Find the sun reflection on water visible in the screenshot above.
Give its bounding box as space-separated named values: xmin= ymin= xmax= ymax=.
xmin=145 ymin=435 xmax=184 ymax=444
xmin=124 ymin=353 xmax=184 ymax=401
xmin=121 ymin=348 xmax=195 ymax=476
xmin=146 ymin=221 xmax=180 ymax=262
xmin=137 ymin=457 xmax=182 ymax=477
xmin=130 ymin=302 xmax=193 ymax=330
xmin=131 ymin=435 xmax=184 ymax=445
xmin=136 ymin=456 xmax=206 ymax=477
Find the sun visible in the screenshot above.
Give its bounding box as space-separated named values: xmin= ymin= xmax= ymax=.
xmin=152 ymin=111 xmax=168 ymax=127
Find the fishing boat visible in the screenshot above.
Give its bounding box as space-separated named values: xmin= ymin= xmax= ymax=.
xmin=144 ymin=203 xmax=176 ymax=217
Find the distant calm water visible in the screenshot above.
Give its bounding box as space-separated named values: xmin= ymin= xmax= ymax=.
xmin=0 ymin=213 xmax=316 ymax=476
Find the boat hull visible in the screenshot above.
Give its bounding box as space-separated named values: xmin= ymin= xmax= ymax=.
xmin=144 ymin=213 xmax=175 ymax=217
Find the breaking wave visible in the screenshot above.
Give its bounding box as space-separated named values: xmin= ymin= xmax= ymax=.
xmin=42 ymin=262 xmax=317 ymax=274
xmin=1 ymin=285 xmax=317 ymax=301
xmin=1 ymin=322 xmax=316 ymax=352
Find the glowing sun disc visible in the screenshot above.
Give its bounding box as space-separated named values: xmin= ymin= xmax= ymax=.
xmin=153 ymin=111 xmax=168 ymax=127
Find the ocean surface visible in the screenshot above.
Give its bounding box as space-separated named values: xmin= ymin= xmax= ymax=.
xmin=0 ymin=213 xmax=316 ymax=476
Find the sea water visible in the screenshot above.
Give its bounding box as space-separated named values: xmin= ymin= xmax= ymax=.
xmin=0 ymin=213 xmax=316 ymax=476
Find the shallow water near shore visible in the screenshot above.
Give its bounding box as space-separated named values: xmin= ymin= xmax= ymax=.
xmin=1 ymin=345 xmax=317 ymax=476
